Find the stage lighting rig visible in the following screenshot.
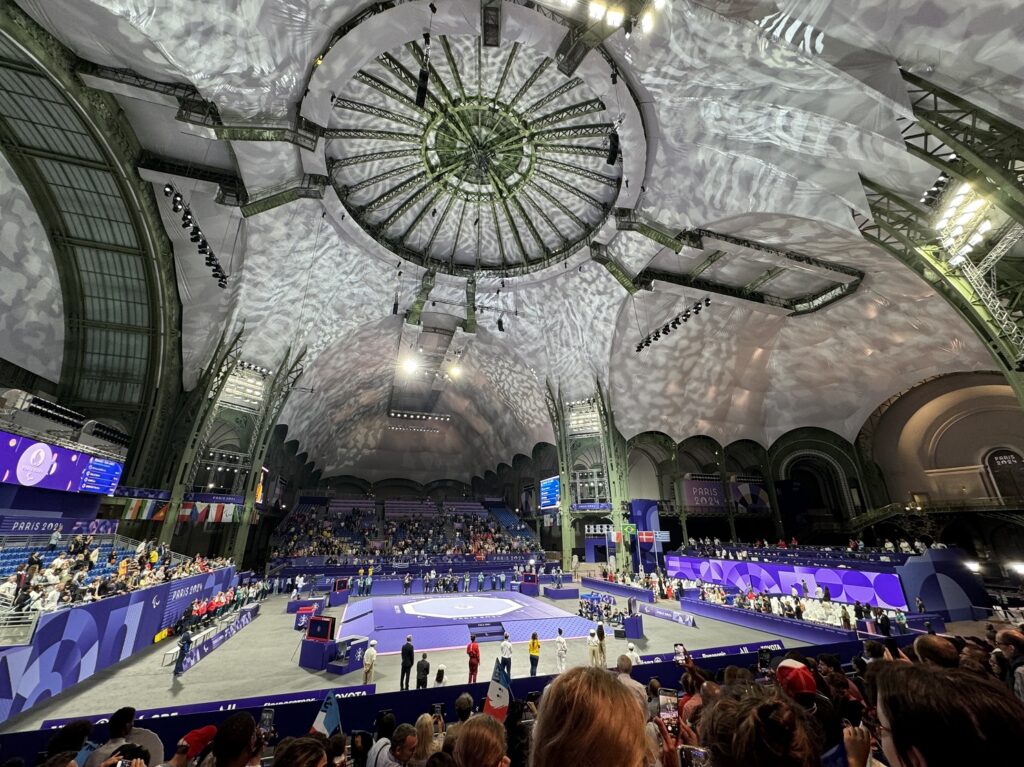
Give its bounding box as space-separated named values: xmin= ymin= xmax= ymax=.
xmin=635 ymin=295 xmax=712 ymax=353
xmin=163 ymin=182 xmax=229 ymax=289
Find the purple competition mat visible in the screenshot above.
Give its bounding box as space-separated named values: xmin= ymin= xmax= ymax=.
xmin=343 ymin=594 xmax=595 ymax=653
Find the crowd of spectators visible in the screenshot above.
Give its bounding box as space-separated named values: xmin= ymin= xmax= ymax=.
xmin=684 ymin=536 xmax=944 ymax=565
xmin=26 ymin=624 xmax=1024 ymax=767
xmin=0 ymin=537 xmax=230 ymax=614
xmin=271 ymin=506 xmax=539 ymax=564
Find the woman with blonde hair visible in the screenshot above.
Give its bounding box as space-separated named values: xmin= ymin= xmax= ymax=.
xmin=453 ymin=715 xmax=509 ymax=767
xmin=410 ymin=713 xmax=440 ymax=767
xmin=530 ymin=666 xmax=656 ymax=767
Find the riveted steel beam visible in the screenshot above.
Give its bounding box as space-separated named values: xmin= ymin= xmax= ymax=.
xmin=537 ymin=156 xmax=617 ymax=187
xmin=523 ymin=77 xmax=583 ymax=116
xmin=530 ymin=98 xmax=606 ymax=130
xmin=334 ymin=97 xmax=425 ymax=129
xmin=744 ymin=266 xmax=786 ymax=292
xmin=508 ymin=57 xmax=551 ymax=110
xmin=535 ymin=169 xmax=606 ymax=209
xmin=328 ymin=148 xmax=421 ymax=169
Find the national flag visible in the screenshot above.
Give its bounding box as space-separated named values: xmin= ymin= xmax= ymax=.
xmin=654 ymin=530 xmax=671 ymax=542
xmin=483 ymin=659 xmax=513 ymax=722
xmin=637 ymin=530 xmax=655 ymax=544
xmin=311 ymin=691 xmax=342 ymax=735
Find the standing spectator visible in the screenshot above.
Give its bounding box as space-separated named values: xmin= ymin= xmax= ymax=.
xmin=401 ymin=636 xmax=415 ymax=691
xmin=699 ymin=688 xmax=819 ymax=767
xmin=555 ymin=628 xmax=568 ymax=673
xmin=409 ymin=715 xmax=439 ymax=767
xmin=368 ymin=722 xmax=416 ymax=767
xmin=416 ymin=653 xmax=431 ymax=690
xmin=499 ymin=633 xmax=513 ymax=677
xmin=527 ymin=632 xmax=540 ymax=676
xmin=626 ymin=643 xmax=641 ymax=666
xmin=452 ymin=715 xmax=507 ymax=767
xmin=85 ymin=707 xmax=165 ymax=767
xmin=995 ymin=628 xmax=1024 ymax=702
xmin=48 ymin=529 xmax=62 ymax=552
xmin=530 ymin=666 xmax=652 ymax=767
xmin=596 ymin=622 xmax=607 ymax=667
xmin=915 ymin=596 xmax=926 ymax=613
xmin=615 ymin=656 xmax=647 ymax=710
xmin=856 ymin=664 xmax=1024 ymax=767
xmin=443 ymin=694 xmax=474 ymax=751
xmin=466 ymin=635 xmax=480 ymax=684
xmin=363 ymin=640 xmax=378 ymax=684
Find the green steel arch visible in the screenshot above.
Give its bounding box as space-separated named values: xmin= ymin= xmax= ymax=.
xmin=0 ymin=3 xmax=181 ymax=484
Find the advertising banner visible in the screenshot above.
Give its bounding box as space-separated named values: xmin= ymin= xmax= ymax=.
xmin=40 ymin=682 xmax=377 ymax=728
xmin=114 ymin=487 xmax=172 ymax=500
xmin=638 ymin=602 xmax=697 ymax=627
xmin=683 ymin=479 xmax=726 ymax=512
xmin=180 ymin=604 xmax=259 ymax=673
xmin=729 ymin=480 xmax=771 ymax=513
xmin=0 ymin=515 xmax=118 ymax=535
xmin=664 ymin=554 xmax=908 ymax=611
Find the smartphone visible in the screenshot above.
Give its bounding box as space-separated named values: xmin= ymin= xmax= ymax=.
xmin=659 ymin=688 xmax=680 ymax=737
xmin=526 ymin=690 xmax=541 ymax=705
xmin=673 ymin=644 xmax=687 ymax=665
xmin=432 ymin=703 xmax=444 ymax=718
xmin=258 ymin=706 xmax=276 ymax=739
xmin=680 ymin=745 xmax=711 ymax=767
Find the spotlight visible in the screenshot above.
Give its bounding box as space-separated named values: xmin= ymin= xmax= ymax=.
xmin=589 ymin=1 xmax=607 ymax=21
xmin=606 ymin=6 xmax=624 ymax=27
xmin=172 ymin=192 xmax=183 ymax=205
xmin=705 ymin=296 xmax=711 ymax=307
xmin=450 ymin=364 xmax=462 ymax=378
xmin=641 ymin=10 xmax=653 ymax=33
xmin=172 ymin=201 xmax=183 ymax=213
xmin=163 ymin=183 xmax=174 ymax=197
xmin=402 ymin=358 xmax=419 ymax=374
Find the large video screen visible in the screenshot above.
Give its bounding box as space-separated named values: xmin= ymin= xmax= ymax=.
xmin=665 ymin=554 xmax=908 ymax=611
xmin=0 ymin=428 xmax=123 ymax=495
xmin=539 ymin=475 xmax=561 ymax=509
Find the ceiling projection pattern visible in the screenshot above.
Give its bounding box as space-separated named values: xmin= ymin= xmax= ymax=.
xmin=328 ymin=34 xmax=622 ymax=273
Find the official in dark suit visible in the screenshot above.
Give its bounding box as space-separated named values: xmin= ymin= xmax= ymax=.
xmin=400 ymin=635 xmax=414 ymax=690
xmin=416 ymin=653 xmax=430 ymax=690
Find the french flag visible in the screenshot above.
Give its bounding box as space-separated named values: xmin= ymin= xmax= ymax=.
xmin=483 ymin=659 xmax=513 ymax=722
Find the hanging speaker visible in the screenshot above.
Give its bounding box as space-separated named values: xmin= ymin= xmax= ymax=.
xmin=416 ymin=67 xmax=429 ymax=108
xmin=606 ymin=131 xmax=620 ymax=165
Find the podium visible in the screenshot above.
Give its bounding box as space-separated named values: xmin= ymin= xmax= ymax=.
xmin=623 ymin=614 xmax=644 ymax=639
xmin=287 ymin=597 xmax=327 ymax=614
xmin=329 ymin=590 xmax=350 ymax=607
xmin=299 ymin=638 xmax=338 ymax=671
xmin=326 ymin=635 xmax=370 ymax=676
xmin=543 ymin=587 xmax=579 ymax=600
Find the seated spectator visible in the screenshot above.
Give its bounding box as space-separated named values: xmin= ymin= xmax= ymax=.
xmin=699 ymin=687 xmax=821 ymax=767
xmin=156 ymin=726 xmax=217 ymax=767
xmin=530 ymin=666 xmax=654 ymax=767
xmin=852 ymin=663 xmax=1024 ymax=767
xmin=452 ymin=715 xmax=507 ymax=767
xmin=616 ymin=655 xmax=648 ymax=710
xmin=85 ymin=707 xmax=165 ymax=767
xmin=274 ymin=738 xmax=328 ymax=767
xmin=775 ymin=660 xmax=842 ymax=754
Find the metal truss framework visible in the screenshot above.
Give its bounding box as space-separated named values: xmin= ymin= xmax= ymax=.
xmin=607 ymin=210 xmax=864 ymax=315
xmin=857 ymin=180 xmax=1024 ymax=396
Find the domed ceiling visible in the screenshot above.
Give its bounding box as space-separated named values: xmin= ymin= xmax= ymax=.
xmin=5 ymin=0 xmax=1020 ymax=482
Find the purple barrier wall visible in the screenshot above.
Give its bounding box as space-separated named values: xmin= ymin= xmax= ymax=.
xmin=0 ymin=515 xmax=118 ymax=535
xmin=579 ymin=577 xmax=655 ymax=603
xmin=0 ymin=567 xmax=236 ymax=720
xmin=679 ymin=598 xmax=857 ymax=644
xmin=638 ymin=602 xmax=697 ymax=627
xmin=665 ymin=554 xmax=908 ymax=611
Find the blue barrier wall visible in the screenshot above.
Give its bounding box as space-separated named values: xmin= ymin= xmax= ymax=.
xmin=0 ymin=567 xmax=236 ymax=720
xmin=679 ymin=598 xmax=858 ymax=644
xmin=1 ymin=639 xmax=875 ymax=762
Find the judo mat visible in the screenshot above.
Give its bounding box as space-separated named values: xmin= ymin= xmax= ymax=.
xmin=339 ymin=593 xmax=595 ymax=653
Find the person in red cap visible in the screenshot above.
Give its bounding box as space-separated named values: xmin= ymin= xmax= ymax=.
xmin=776 ymin=658 xmax=843 ymax=754
xmin=156 ymin=726 xmax=217 ymax=767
